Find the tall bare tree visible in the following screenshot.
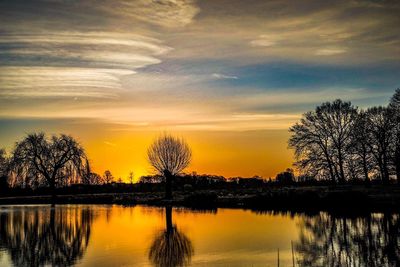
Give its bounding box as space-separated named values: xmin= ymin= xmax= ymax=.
xmin=389 ymin=88 xmax=400 ymax=182
xmin=0 ymin=149 xmax=9 ymax=191
xmin=147 ymin=134 xmax=191 ymax=199
xmin=10 ymin=133 xmax=86 ymax=198
xmin=365 ymin=107 xmax=394 ymax=183
xmin=103 ymin=170 xmax=113 ymax=184
xmin=129 ymin=171 xmax=134 ymax=184
xmin=289 ymin=100 xmax=357 ymax=183
xmin=350 ymin=111 xmax=373 ymax=182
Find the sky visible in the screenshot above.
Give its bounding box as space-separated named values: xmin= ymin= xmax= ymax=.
xmin=0 ymin=0 xmax=399 ymax=181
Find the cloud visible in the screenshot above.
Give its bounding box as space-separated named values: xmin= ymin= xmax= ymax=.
xmin=212 ymin=73 xmax=238 ymax=79
xmin=315 ymin=48 xmax=347 ymax=56
xmin=250 ymin=35 xmax=277 ymax=47
xmin=115 ymin=0 xmax=200 ymax=28
xmin=0 ymin=31 xmax=171 ymax=98
xmin=0 ymin=67 xmax=135 ymax=99
xmin=0 ymin=0 xmax=196 ymax=99
xmin=103 ymin=141 xmax=117 ymax=147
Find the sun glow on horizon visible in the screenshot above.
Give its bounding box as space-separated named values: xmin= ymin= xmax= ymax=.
xmin=1 ymin=0 xmax=399 ymax=180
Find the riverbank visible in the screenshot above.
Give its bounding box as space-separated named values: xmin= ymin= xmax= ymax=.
xmin=1 ymin=185 xmax=399 ymax=213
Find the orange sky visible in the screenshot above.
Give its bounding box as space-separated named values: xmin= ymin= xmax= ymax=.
xmin=83 ymin=130 xmax=293 ymax=182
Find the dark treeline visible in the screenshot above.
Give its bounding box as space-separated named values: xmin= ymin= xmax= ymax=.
xmin=289 ymin=88 xmax=400 ymax=184
xmin=0 ymin=133 xmax=95 ymax=197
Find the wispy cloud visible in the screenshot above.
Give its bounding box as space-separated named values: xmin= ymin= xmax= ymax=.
xmin=315 ymin=48 xmax=347 ymax=56
xmin=250 ymin=35 xmax=277 ymax=47
xmin=103 ymin=141 xmax=117 ymax=147
xmin=212 ymin=73 xmax=238 ymax=80
xmin=0 ymin=31 xmax=171 ymax=98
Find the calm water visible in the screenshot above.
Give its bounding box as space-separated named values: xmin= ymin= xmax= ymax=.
xmin=0 ymin=205 xmax=399 ymax=267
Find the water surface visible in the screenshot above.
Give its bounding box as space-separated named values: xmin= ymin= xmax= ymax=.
xmin=0 ymin=205 xmax=398 ymax=266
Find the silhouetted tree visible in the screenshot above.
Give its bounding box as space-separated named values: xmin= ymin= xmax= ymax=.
xmin=9 ymin=133 xmax=86 ymax=199
xmin=129 ymin=171 xmax=134 ymax=184
xmin=276 ymin=168 xmax=295 ymax=184
xmin=87 ymin=172 xmax=103 ymax=185
xmin=103 ymin=170 xmax=113 ymax=184
xmin=0 ymin=149 xmax=9 ymax=192
xmin=365 ymin=107 xmax=395 ymax=183
xmin=289 ymin=100 xmax=357 ymax=183
xmin=350 ymin=111 xmax=374 ymax=182
xmin=389 ymin=88 xmax=400 ymax=183
xmin=82 ymin=158 xmax=103 ymax=185
xmin=289 ymin=91 xmax=400 ymax=184
xmin=147 ymin=134 xmax=191 ymax=199
xmin=148 ymin=207 xmax=193 ymax=267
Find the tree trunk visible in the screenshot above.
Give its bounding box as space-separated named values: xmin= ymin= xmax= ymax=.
xmin=395 ymin=148 xmax=400 ymax=183
xmin=50 ymin=177 xmax=56 ymax=205
xmin=382 ymin=153 xmax=390 ymax=184
xmin=163 ymin=170 xmax=172 ymax=200
xmin=396 ymin=163 xmax=400 ymax=184
xmin=323 ymin=148 xmax=336 ymax=183
xmin=362 ymin=156 xmax=369 ymax=183
xmin=338 ymin=148 xmax=346 ymax=183
xmin=165 ymin=206 xmax=173 ymax=233
xmin=376 ymin=154 xmax=388 ymax=184
xmin=362 ymin=147 xmax=370 ymax=183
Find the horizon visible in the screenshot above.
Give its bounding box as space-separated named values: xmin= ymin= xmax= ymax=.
xmin=1 ymin=0 xmax=400 ymax=181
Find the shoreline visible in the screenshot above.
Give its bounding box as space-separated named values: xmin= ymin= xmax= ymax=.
xmin=1 ymin=185 xmax=400 ymax=214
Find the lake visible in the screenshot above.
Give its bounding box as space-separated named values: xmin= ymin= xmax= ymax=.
xmin=0 ymin=205 xmax=398 ymax=266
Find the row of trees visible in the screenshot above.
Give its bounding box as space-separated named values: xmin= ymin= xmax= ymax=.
xmin=0 ymin=133 xmax=125 ymax=197
xmin=0 ymin=134 xmax=139 ymax=190
xmin=0 ymin=133 xmax=192 ymax=200
xmin=289 ymin=89 xmax=400 ymax=183
xmin=0 ymin=133 xmax=89 ymax=193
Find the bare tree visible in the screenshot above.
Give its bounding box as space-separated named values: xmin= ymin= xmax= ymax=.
xmin=389 ymin=88 xmax=400 ymax=182
xmin=290 ymin=90 xmax=400 ymax=184
xmin=0 ymin=149 xmax=9 ymax=191
xmin=289 ymin=100 xmax=357 ymax=183
xmin=81 ymin=158 xmax=103 ymax=185
xmin=350 ymin=111 xmax=374 ymax=182
xmin=10 ymin=133 xmax=86 ymax=199
xmin=318 ymin=100 xmax=358 ymax=182
xmin=365 ymin=107 xmax=394 ymax=183
xmin=289 ymin=110 xmax=336 ymax=182
xmin=103 ymin=170 xmax=113 ymax=184
xmin=147 ymin=134 xmax=191 ymax=199
xmin=129 ymin=171 xmax=134 ymax=184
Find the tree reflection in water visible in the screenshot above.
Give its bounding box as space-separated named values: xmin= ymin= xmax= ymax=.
xmin=0 ymin=205 xmax=95 ymax=266
xmin=149 ymin=206 xmax=194 ymax=267
xmin=295 ymin=212 xmax=400 ymax=267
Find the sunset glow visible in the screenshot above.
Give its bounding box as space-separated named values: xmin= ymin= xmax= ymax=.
xmin=1 ymin=0 xmax=399 ymax=180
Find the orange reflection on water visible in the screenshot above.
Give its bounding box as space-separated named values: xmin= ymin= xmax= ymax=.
xmin=82 ymin=206 xmax=300 ymax=266
xmin=2 ymin=205 xmax=399 ymax=266
xmin=0 ymin=205 xmax=301 ymax=266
